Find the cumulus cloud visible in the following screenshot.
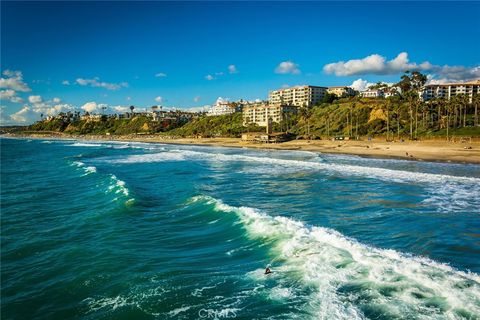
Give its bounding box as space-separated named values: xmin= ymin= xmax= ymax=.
xmin=349 ymin=79 xmax=375 ymax=91
xmin=205 ymin=74 xmax=215 ymax=81
xmin=81 ymin=101 xmax=108 ymax=113
xmin=9 ymin=106 xmax=37 ymax=123
xmin=53 ymin=97 xmax=61 ymax=103
xmin=0 ymin=89 xmax=23 ymax=103
xmin=155 ymin=96 xmax=164 ymax=103
xmin=28 ymin=95 xmax=42 ymax=104
xmin=155 ymin=72 xmax=167 ymax=77
xmin=275 ymin=61 xmax=301 ymax=75
xmin=184 ymin=106 xmax=207 ymax=113
xmin=76 ymin=77 xmax=128 ymax=90
xmin=0 ymin=70 xmax=31 ymax=92
xmin=112 ymin=105 xmax=130 ymax=113
xmin=324 ymin=52 xmax=480 ymax=81
xmin=8 ymin=101 xmax=75 ymax=124
xmin=228 ymin=65 xmax=238 ymax=74
xmin=62 ymin=80 xmax=70 ymax=85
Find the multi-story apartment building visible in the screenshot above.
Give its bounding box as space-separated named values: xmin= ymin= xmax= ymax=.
xmin=327 ymin=86 xmax=356 ymax=98
xmin=420 ymin=80 xmax=480 ymax=102
xmin=360 ymin=89 xmax=385 ymax=98
xmin=207 ymin=99 xmax=236 ymax=116
xmin=268 ymin=85 xmax=327 ymax=107
xmin=242 ymin=103 xmax=297 ymax=126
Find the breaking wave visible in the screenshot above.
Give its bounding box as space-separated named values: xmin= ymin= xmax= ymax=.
xmin=190 ymin=195 xmax=480 ymax=319
xmin=72 ymin=161 xmax=97 ymax=176
xmin=107 ymin=148 xmax=479 ymax=184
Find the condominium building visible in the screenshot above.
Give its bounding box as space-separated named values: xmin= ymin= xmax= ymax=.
xmin=207 ymin=99 xmax=236 ymax=116
xmin=360 ymin=89 xmax=384 ymax=98
xmin=420 ymin=80 xmax=480 ymax=102
xmin=327 ymin=86 xmax=356 ymax=98
xmin=242 ymin=103 xmax=297 ymax=126
xmin=268 ymin=85 xmax=327 ymax=107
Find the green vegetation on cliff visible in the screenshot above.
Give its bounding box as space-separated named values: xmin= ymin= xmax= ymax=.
xmin=28 ymin=115 xmax=186 ymax=135
xmin=168 ymin=113 xmax=260 ymax=137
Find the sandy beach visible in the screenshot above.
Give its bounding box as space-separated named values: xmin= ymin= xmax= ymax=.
xmin=5 ymin=132 xmax=480 ymax=164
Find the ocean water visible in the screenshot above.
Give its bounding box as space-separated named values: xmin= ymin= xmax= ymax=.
xmin=1 ymin=137 xmax=480 ymax=320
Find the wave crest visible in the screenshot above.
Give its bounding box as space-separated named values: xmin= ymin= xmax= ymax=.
xmin=190 ymin=195 xmax=480 ymax=319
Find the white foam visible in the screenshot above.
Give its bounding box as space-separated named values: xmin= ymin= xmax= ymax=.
xmin=167 ymin=305 xmax=191 ymax=316
xmin=108 ymin=148 xmax=479 ymax=185
xmin=106 ymin=151 xmax=186 ymax=164
xmin=192 ymin=195 xmax=480 ymax=319
xmin=108 ymin=174 xmax=130 ymax=197
xmin=71 ymin=161 xmax=97 ymax=176
xmin=68 ymin=142 xmax=103 ymax=147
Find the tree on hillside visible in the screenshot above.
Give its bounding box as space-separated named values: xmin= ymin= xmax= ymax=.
xmin=396 ymin=71 xmax=427 ymax=139
xmin=130 ymin=105 xmax=135 ymax=114
xmin=473 ymin=94 xmax=480 ymax=127
xmin=321 ymin=92 xmax=337 ymax=104
xmin=299 ymin=107 xmax=312 ymax=137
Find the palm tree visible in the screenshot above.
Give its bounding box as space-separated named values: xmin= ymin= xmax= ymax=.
xmin=404 ymin=91 xmax=417 ymax=140
xmin=446 ymin=99 xmax=455 ymax=141
xmin=299 ymin=107 xmax=311 ymax=138
xmin=383 ymin=100 xmax=391 ymax=141
xmin=473 ymin=94 xmax=480 ymax=127
xmin=130 ymin=105 xmax=135 ymax=114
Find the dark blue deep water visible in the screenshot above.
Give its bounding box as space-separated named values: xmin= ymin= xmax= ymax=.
xmin=1 ymin=137 xmax=480 ymax=319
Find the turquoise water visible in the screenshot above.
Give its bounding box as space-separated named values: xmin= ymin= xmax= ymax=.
xmin=1 ymin=137 xmax=480 ymax=319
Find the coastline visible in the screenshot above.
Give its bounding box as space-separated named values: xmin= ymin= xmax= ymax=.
xmin=4 ymin=132 xmax=480 ymax=164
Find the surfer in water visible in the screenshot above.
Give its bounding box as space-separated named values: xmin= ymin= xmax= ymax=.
xmin=264 ymin=267 xmax=272 ymax=275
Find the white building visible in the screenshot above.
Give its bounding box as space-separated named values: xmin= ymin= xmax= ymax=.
xmin=420 ymin=80 xmax=480 ymax=102
xmin=242 ymin=103 xmax=297 ymax=127
xmin=327 ymin=86 xmax=356 ymax=98
xmin=360 ymin=89 xmax=384 ymax=98
xmin=269 ymin=85 xmax=327 ymax=107
xmin=207 ymin=98 xmax=236 ymax=116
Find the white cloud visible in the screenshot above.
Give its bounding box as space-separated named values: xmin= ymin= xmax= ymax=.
xmin=8 ymin=102 xmax=74 ymax=124
xmin=228 ymin=65 xmax=238 ymax=74
xmin=324 ymin=52 xmax=480 ymax=81
xmin=193 ymin=96 xmax=201 ymax=103
xmin=53 ymin=97 xmax=61 ymax=103
xmin=155 ymin=96 xmax=164 ymax=103
xmin=0 ymin=89 xmax=23 ymax=103
xmin=205 ymin=74 xmax=214 ymax=81
xmin=62 ymin=80 xmax=70 ymax=85
xmin=28 ymin=95 xmax=42 ymax=104
xmin=40 ymin=104 xmax=74 ymax=116
xmin=214 ymin=97 xmax=229 ymax=105
xmin=349 ymin=79 xmax=375 ymax=92
xmin=275 ymin=61 xmax=301 ymax=75
xmin=81 ymin=101 xmax=107 ymax=113
xmin=10 ymin=106 xmax=37 ymax=123
xmin=0 ymin=70 xmax=31 ymax=92
xmin=183 ymin=106 xmax=206 ymax=113
xmin=112 ymin=105 xmax=130 ymax=113
xmin=155 ymin=72 xmax=167 ymax=77
xmin=76 ymin=77 xmax=128 ymax=90
xmin=126 ymin=96 xmax=131 ymax=101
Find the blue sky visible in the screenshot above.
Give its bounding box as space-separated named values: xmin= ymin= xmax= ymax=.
xmin=1 ymin=1 xmax=479 ymax=124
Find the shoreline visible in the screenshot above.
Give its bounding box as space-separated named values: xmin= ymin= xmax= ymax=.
xmin=3 ymin=132 xmax=480 ymax=164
